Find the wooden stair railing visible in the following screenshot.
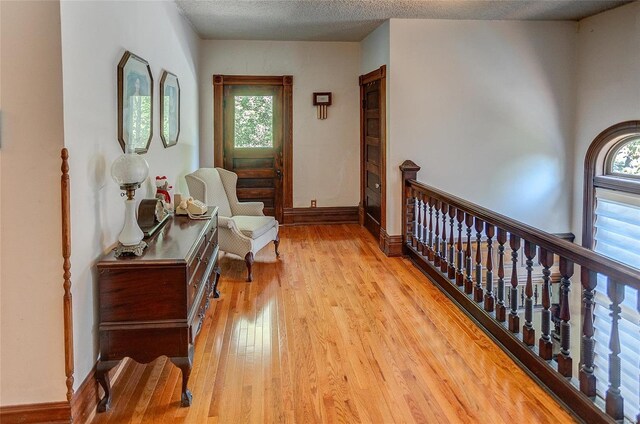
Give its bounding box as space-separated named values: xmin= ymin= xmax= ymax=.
xmin=400 ymin=160 xmax=640 ymax=424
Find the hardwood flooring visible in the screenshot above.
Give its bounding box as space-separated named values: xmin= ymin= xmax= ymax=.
xmin=90 ymin=224 xmax=575 ymax=424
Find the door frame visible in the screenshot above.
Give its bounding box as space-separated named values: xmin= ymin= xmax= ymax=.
xmin=213 ymin=74 xmax=294 ymax=213
xmin=359 ymin=65 xmax=387 ymax=250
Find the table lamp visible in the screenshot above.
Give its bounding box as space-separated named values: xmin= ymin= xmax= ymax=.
xmin=111 ymin=144 xmax=149 ymax=257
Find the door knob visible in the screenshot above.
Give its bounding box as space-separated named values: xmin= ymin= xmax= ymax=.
xmin=276 ymin=169 xmax=283 ymax=179
xmin=375 ymin=183 xmax=380 ymax=189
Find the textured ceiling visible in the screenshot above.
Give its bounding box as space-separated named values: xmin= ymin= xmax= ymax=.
xmin=175 ymin=0 xmax=632 ymax=41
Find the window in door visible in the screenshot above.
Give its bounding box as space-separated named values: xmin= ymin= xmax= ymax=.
xmin=233 ymin=95 xmax=274 ymax=148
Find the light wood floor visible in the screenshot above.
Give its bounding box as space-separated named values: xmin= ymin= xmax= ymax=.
xmin=90 ymin=224 xmax=576 ymax=424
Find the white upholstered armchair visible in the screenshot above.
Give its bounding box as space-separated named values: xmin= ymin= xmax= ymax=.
xmin=185 ymin=168 xmax=279 ymax=282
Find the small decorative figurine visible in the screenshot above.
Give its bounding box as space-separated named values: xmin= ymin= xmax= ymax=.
xmin=155 ymin=176 xmax=173 ymax=211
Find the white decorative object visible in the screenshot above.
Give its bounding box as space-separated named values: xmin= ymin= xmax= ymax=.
xmin=111 ymin=144 xmax=149 ymax=256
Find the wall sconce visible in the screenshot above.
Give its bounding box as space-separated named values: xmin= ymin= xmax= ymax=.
xmin=313 ymin=92 xmax=332 ymax=120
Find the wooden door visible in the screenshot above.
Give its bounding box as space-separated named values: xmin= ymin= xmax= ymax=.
xmin=222 ymin=85 xmax=283 ymax=221
xmin=360 ymin=67 xmax=386 ymax=241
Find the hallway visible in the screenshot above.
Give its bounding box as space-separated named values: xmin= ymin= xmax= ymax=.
xmin=91 ymin=224 xmax=575 ymax=423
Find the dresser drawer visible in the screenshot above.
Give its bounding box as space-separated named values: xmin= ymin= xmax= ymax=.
xmin=188 ymin=242 xmax=219 ymax=308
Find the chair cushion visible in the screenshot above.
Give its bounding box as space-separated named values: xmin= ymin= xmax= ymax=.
xmin=232 ymin=215 xmax=277 ymax=239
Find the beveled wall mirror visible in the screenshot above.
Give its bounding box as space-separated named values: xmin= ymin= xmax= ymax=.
xmin=160 ymin=70 xmax=180 ymax=148
xmin=117 ymin=51 xmax=153 ymax=153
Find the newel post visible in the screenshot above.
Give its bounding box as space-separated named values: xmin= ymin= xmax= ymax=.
xmin=400 ymin=160 xmax=421 ymax=255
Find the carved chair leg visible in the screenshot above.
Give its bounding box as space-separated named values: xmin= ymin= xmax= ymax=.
xmin=274 ymin=235 xmax=280 ymax=257
xmin=245 ymin=252 xmax=254 ymax=282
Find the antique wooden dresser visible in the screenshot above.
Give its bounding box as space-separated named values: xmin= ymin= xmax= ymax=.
xmin=95 ymin=208 xmax=220 ymax=412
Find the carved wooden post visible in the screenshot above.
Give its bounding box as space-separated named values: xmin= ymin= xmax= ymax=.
xmin=61 ymin=148 xmax=75 ymax=401
xmin=606 ymin=280 xmax=625 ymax=421
xmin=580 ymin=267 xmax=597 ymax=398
xmin=447 ymin=206 xmax=456 ymax=279
xmin=455 ymin=209 xmax=465 ymax=287
xmin=440 ymin=203 xmax=449 ymax=273
xmin=538 ymin=247 xmax=554 ymax=360
xmin=473 ymin=218 xmax=484 ymax=302
xmin=484 ymin=223 xmax=495 ymax=312
xmin=464 ymin=213 xmax=474 ymax=295
xmin=523 ymin=240 xmax=537 ymax=346
xmin=508 ymin=234 xmax=521 ymax=333
xmin=400 ymin=160 xmax=420 ymax=255
xmin=495 ymin=228 xmax=507 ymax=322
xmin=557 ymin=257 xmax=574 ymax=378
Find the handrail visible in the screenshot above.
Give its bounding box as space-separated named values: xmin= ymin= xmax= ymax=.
xmin=399 ymin=160 xmax=639 ymax=424
xmin=408 ymin=178 xmax=640 ymax=289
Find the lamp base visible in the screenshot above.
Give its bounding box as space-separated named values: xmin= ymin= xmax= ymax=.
xmin=114 ymin=241 xmax=148 ymax=258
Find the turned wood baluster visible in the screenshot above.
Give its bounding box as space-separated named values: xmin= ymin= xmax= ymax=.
xmin=410 ymin=189 xmax=418 ymax=247
xmin=538 ymin=247 xmax=554 ymax=360
xmin=473 ymin=218 xmax=484 ymax=302
xmin=557 ymin=257 xmax=574 ymax=378
xmin=508 ymin=234 xmax=521 ymax=333
xmin=579 ymin=267 xmax=597 ymax=398
xmin=455 ymin=209 xmax=465 ymax=287
xmin=464 ymin=213 xmax=474 ymax=295
xmin=433 ymin=200 xmax=441 ymax=266
xmin=447 ymin=206 xmax=456 ymax=279
xmin=522 ymin=240 xmax=537 ymax=347
xmin=421 ymin=195 xmax=429 ymax=256
xmin=440 ymin=203 xmax=449 ymax=273
xmin=415 ymin=193 xmax=424 ymax=253
xmin=495 ymin=229 xmax=507 ymax=322
xmin=606 ymin=279 xmax=625 ymax=421
xmin=427 ymin=197 xmax=435 ymax=261
xmin=484 ymin=223 xmax=495 ymax=312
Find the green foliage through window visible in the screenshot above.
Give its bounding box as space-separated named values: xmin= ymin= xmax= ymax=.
xmin=234 ymin=96 xmax=273 ymax=148
xmin=611 ymin=138 xmax=640 ymax=176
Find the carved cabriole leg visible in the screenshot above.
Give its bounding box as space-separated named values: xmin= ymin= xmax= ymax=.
xmin=579 ymin=267 xmax=597 ymax=398
xmin=96 ymin=360 xmax=119 ymax=412
xmin=170 ymin=354 xmax=193 ymax=407
xmin=212 ymin=266 xmax=221 ymax=298
xmin=245 ymin=252 xmax=254 ymax=282
xmin=274 ymin=235 xmax=280 ymax=257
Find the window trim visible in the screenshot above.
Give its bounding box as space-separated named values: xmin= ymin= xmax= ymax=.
xmin=583 ymin=120 xmax=640 ymax=248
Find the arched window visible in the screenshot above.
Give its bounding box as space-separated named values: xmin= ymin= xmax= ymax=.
xmin=582 ymin=121 xmax=640 ymax=421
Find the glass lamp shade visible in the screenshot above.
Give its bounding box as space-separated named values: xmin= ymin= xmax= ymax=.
xmin=111 ymin=151 xmax=149 ymax=189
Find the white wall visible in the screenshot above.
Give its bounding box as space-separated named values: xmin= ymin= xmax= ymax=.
xmin=361 ymin=21 xmax=390 ymax=76
xmin=387 ymin=19 xmax=578 ymax=235
xmin=199 ymin=40 xmax=361 ymax=208
xmin=59 ymin=0 xmax=200 ymax=391
xmin=571 ymin=1 xmax=640 ymax=244
xmin=0 ymin=0 xmax=67 ymax=405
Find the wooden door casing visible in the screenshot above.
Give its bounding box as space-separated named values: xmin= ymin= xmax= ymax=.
xmin=222 ymin=85 xmax=283 ymax=219
xmin=213 ymin=75 xmax=293 ymax=223
xmin=359 ymin=66 xmax=386 ymax=247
